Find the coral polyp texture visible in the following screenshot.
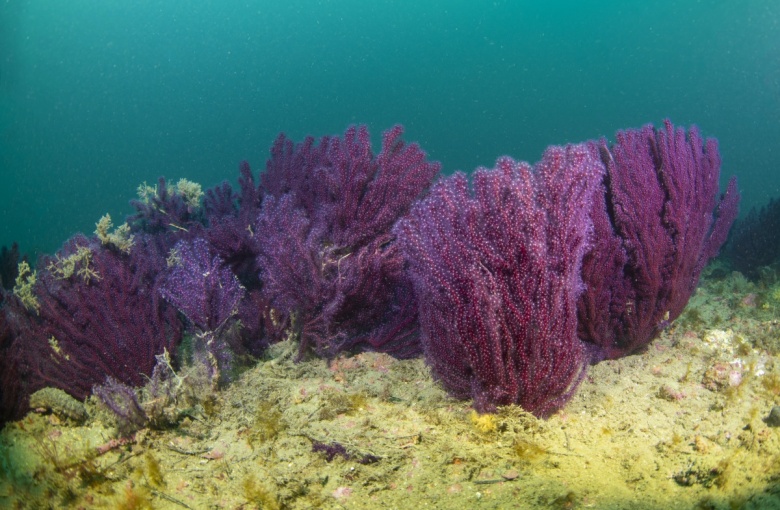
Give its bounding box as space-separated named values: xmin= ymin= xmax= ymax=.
xmin=578 ymin=120 xmax=740 ymax=361
xmin=396 ymin=144 xmax=604 ymax=416
xmin=256 ymin=124 xmax=440 ymax=359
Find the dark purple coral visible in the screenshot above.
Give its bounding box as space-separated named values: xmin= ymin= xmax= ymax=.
xmin=256 ymin=125 xmax=440 ymax=359
xmin=204 ymin=161 xmax=266 ymax=288
xmin=396 ymin=144 xmax=604 ymax=416
xmin=0 ymin=294 xmax=20 ymax=424
xmin=2 ymin=234 xmax=183 ymax=413
xmin=578 ymin=120 xmax=740 ymax=361
xmin=200 ymin=162 xmax=280 ymax=353
xmin=723 ymin=196 xmax=780 ymax=280
xmin=0 ymin=242 xmax=26 ymax=291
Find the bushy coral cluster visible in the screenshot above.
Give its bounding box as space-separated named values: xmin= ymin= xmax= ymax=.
xmin=397 ymin=120 xmax=738 ymax=416
xmin=0 ymin=120 xmax=740 ymax=426
xmin=396 ymin=144 xmax=603 ymax=416
xmin=0 ymin=124 xmax=440 ymax=424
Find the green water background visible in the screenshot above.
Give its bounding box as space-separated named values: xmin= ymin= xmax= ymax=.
xmin=1 ymin=1 xmax=778 ymax=256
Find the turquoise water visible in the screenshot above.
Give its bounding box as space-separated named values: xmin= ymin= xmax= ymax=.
xmin=1 ymin=0 xmax=778 ymax=256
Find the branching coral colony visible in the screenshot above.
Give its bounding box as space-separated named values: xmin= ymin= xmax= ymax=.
xmin=0 ymin=120 xmax=739 ymax=432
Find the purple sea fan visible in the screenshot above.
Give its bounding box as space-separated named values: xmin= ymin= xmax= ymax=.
xmin=160 ymin=238 xmax=245 ymax=382
xmin=578 ymin=120 xmax=740 ymax=361
xmin=256 ymin=125 xmax=440 ymax=359
xmin=723 ymin=196 xmax=780 ymax=280
xmin=160 ymin=237 xmax=244 ymax=333
xmin=396 ymin=144 xmax=604 ymax=417
xmin=262 ymin=125 xmax=441 ymax=251
xmin=202 ymin=163 xmax=281 ymax=355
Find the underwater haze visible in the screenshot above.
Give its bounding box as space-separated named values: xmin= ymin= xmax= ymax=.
xmin=1 ymin=0 xmax=778 ymax=256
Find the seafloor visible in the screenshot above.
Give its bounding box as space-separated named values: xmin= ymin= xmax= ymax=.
xmin=2 ymin=265 xmax=780 ymax=509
